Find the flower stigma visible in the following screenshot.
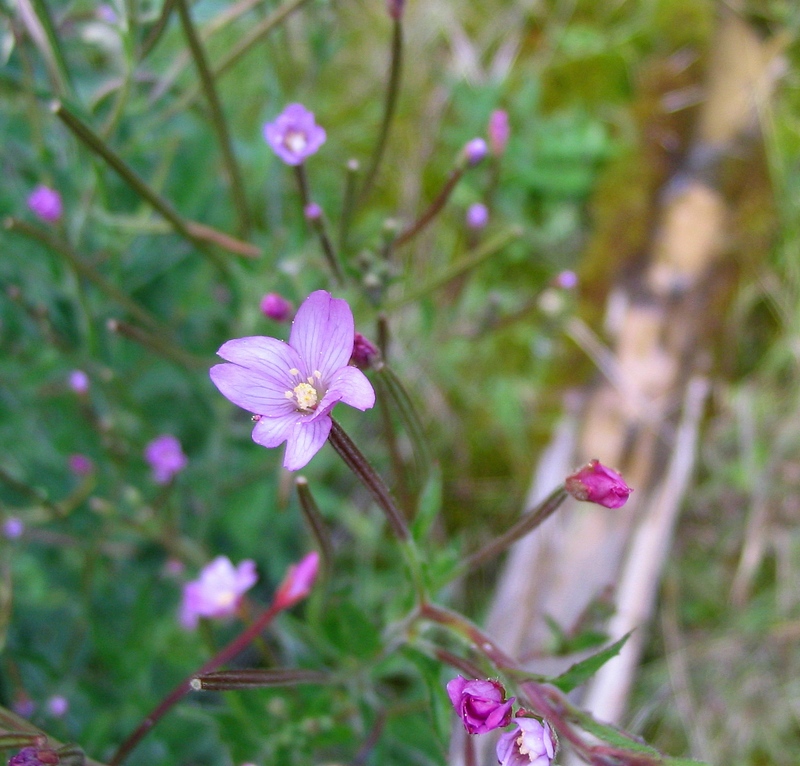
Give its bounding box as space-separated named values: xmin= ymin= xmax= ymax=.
xmin=284 ymin=130 xmax=308 ymax=154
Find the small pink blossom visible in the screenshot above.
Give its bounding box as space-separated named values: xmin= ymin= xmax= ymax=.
xmin=555 ymin=270 xmax=578 ymax=289
xmin=68 ymin=369 xmax=89 ymax=394
xmin=68 ymin=453 xmax=95 ymax=477
xmin=464 ymin=138 xmax=488 ymax=166
xmin=46 ymin=695 xmax=68 ymax=718
xmin=446 ymin=676 xmax=514 ymax=734
xmin=3 ymin=517 xmax=24 ymax=540
xmin=27 ymin=185 xmax=62 ymax=223
xmin=260 ymin=293 xmax=294 ymax=322
xmin=488 ymin=110 xmax=510 ymax=156
xmin=144 ymin=434 xmax=187 ymax=484
xmin=304 ymin=202 xmax=323 ymax=221
xmin=274 ymin=551 xmax=320 ymax=610
xmin=497 ymin=717 xmax=556 ymax=766
xmin=565 ymin=459 xmax=632 ymax=509
xmin=210 ymin=290 xmax=375 ymax=471
xmin=263 ymin=104 xmax=326 ymax=166
xmin=180 ymin=556 xmax=258 ymax=629
xmin=466 ymin=203 xmax=489 ymax=230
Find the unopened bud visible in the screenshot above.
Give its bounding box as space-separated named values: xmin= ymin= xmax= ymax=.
xmin=565 ymin=460 xmax=632 ymax=509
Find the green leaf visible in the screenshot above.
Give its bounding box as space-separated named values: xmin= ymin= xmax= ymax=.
xmin=412 ymin=466 xmax=442 ymax=543
xmin=552 ymin=631 xmax=632 ymax=693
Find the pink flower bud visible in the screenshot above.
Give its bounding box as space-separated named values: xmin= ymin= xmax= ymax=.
xmin=27 ymin=185 xmax=62 ymax=223
xmin=274 ymin=551 xmax=319 ymax=610
xmin=554 ymin=270 xmax=578 ymax=289
xmin=9 ymin=747 xmax=60 ymax=766
xmin=304 ymin=202 xmax=323 ymax=222
xmin=565 ymin=459 xmax=632 ymax=509
xmin=350 ymin=333 xmax=381 ymax=370
xmin=387 ymin=0 xmax=405 ymax=19
xmin=144 ymin=434 xmax=187 ymax=485
xmin=446 ymin=676 xmax=515 ymax=735
xmin=463 ymin=138 xmax=488 ymax=166
xmin=3 ymin=517 xmax=24 ymax=540
xmin=259 ymin=293 xmax=294 ymax=322
xmin=68 ymin=453 xmax=95 ymax=477
xmin=466 ymin=203 xmax=489 ymax=230
xmin=488 ymin=110 xmax=510 ymax=157
xmin=46 ymin=695 xmax=68 ymax=718
xmin=68 ymin=369 xmax=89 ymax=394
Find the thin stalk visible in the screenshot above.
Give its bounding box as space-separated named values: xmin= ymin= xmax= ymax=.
xmin=388 ymin=226 xmax=523 ymax=309
xmin=107 ymin=319 xmax=208 ymax=370
xmin=338 ymin=159 xmax=360 ymax=254
xmin=5 ymin=217 xmax=165 ymax=336
xmin=374 ymin=373 xmax=413 ymax=513
xmin=109 ymin=600 xmax=284 ymax=766
xmin=391 ymin=167 xmax=465 ymax=249
xmin=140 ymin=0 xmax=176 ymax=59
xmin=359 ymin=18 xmax=404 ymax=201
xmin=192 ymin=668 xmax=329 ymax=691
xmin=175 ymin=0 xmax=251 ymax=235
xmin=23 ymin=0 xmax=73 ymax=97
xmin=457 ymin=486 xmax=567 ymax=575
xmin=295 ymin=477 xmax=334 ymax=578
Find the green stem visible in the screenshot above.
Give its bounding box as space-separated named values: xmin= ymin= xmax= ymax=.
xmin=295 ymin=477 xmax=334 ymax=578
xmin=140 ymin=0 xmax=176 ymax=59
xmin=106 ymin=319 xmax=208 ymax=370
xmin=175 ymin=0 xmax=251 ymax=236
xmin=338 ymin=159 xmax=360 ymax=254
xmin=360 ymin=18 xmax=404 ymax=201
xmin=25 ymin=0 xmax=73 ymax=97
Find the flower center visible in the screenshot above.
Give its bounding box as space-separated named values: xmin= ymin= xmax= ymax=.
xmin=284 ymin=129 xmax=308 ymax=154
xmin=517 ymin=734 xmax=535 ymax=761
xmin=285 ymin=369 xmax=324 ymax=412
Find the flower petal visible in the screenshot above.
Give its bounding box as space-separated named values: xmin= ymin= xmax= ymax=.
xmin=289 ymin=291 xmax=354 ymax=381
xmin=325 ymin=365 xmax=375 ymax=410
xmin=283 ymin=415 xmax=332 ymax=471
xmin=217 ymin=336 xmax=302 ymax=379
xmin=211 ymin=362 xmax=296 ymax=415
xmin=252 ymin=412 xmax=299 ymax=448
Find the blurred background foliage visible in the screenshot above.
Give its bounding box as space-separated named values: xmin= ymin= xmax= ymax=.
xmin=1 ymin=0 xmax=800 ymax=764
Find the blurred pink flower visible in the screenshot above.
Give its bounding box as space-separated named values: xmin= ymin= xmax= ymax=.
xmin=463 ymin=138 xmax=488 ymax=166
xmin=263 ymin=104 xmax=326 ymax=166
xmin=274 ymin=551 xmax=320 ymax=610
xmin=68 ymin=453 xmax=94 ymax=477
xmin=180 ymin=556 xmax=258 ymax=629
xmin=144 ymin=435 xmax=187 ymax=484
xmin=210 ymin=290 xmax=375 ymax=471
xmin=446 ymin=676 xmax=514 ymax=734
xmin=9 ymin=747 xmax=59 ymax=766
xmin=497 ymin=717 xmax=556 ymax=766
xmin=304 ymin=202 xmax=323 ymax=221
xmin=46 ymin=695 xmax=68 ymax=718
xmin=387 ymin=0 xmax=405 ymax=19
xmin=27 ymin=185 xmax=62 ymax=223
xmin=488 ymin=110 xmax=510 ymax=156
xmin=3 ymin=517 xmax=24 ymax=540
xmin=555 ymin=270 xmax=578 ymax=289
xmin=565 ymin=459 xmax=632 ymax=509
xmin=260 ymin=293 xmax=294 ymax=322
xmin=68 ymin=369 xmax=89 ymax=394
xmin=466 ymin=203 xmax=489 ymax=230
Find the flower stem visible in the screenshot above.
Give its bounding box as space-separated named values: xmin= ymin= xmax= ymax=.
xmin=175 ymin=0 xmax=251 ymax=236
xmin=295 ymin=477 xmax=334 ymax=579
xmin=109 ymin=600 xmax=284 ymax=766
xmin=338 ymin=158 xmax=360 ymax=254
xmin=457 ymin=486 xmax=568 ymax=575
xmin=359 ymin=18 xmax=404 ymax=201
xmin=140 ymin=0 xmax=176 ymax=59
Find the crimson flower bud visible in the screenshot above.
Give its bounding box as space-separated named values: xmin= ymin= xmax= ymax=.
xmin=565 ymin=459 xmax=632 ymax=509
xmin=446 ymin=676 xmax=514 ymax=734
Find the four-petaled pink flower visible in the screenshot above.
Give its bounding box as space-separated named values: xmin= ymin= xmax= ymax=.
xmin=210 ymin=290 xmax=375 ymax=471
xmin=447 ymin=676 xmax=515 ymax=735
xmin=27 ymin=185 xmax=62 ymax=223
xmin=497 ymin=717 xmax=556 ymax=766
xmin=263 ymin=104 xmax=327 ymax=166
xmin=565 ymin=459 xmax=632 ymax=509
xmin=144 ymin=434 xmax=188 ymax=484
xmin=180 ymin=556 xmax=258 ymax=629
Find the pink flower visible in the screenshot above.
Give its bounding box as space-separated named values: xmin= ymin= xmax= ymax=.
xmin=263 ymin=104 xmax=327 ymax=166
xmin=555 ymin=270 xmax=578 ymax=289
xmin=488 ymin=110 xmax=510 ymax=156
xmin=446 ymin=676 xmax=515 ymax=735
xmin=497 ymin=718 xmax=556 ymax=766
xmin=68 ymin=453 xmax=94 ymax=477
xmin=466 ymin=203 xmax=489 ymax=230
xmin=274 ymin=551 xmax=320 ymax=610
xmin=304 ymin=202 xmax=323 ymax=221
xmin=350 ymin=333 xmax=381 ymax=370
xmin=8 ymin=747 xmax=59 ymax=766
xmin=3 ymin=517 xmax=24 ymax=540
xmin=210 ymin=290 xmax=375 ymax=471
xmin=464 ymin=138 xmax=488 ymax=166
xmin=180 ymin=556 xmax=258 ymax=629
xmin=27 ymin=185 xmax=62 ymax=223
xmin=46 ymin=695 xmax=68 ymax=718
xmin=144 ymin=434 xmax=187 ymax=484
xmin=260 ymin=293 xmax=294 ymax=322
xmin=565 ymin=459 xmax=632 ymax=509
xmin=68 ymin=369 xmax=89 ymax=394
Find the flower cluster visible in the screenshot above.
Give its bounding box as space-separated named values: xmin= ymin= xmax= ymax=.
xmin=447 ymin=677 xmax=557 ymax=766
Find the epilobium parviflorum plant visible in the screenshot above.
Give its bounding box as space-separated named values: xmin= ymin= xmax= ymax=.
xmin=0 ymin=2 xmax=722 ymax=766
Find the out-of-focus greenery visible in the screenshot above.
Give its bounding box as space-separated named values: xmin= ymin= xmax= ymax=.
xmin=1 ymin=0 xmax=800 ymax=764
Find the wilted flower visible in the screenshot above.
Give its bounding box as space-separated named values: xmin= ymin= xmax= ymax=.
xmin=46 ymin=695 xmax=68 ymax=718
xmin=488 ymin=110 xmax=510 ymax=156
xmin=263 ymin=104 xmax=326 ymax=166
xmin=144 ymin=434 xmax=187 ymax=485
xmin=3 ymin=517 xmax=24 ymax=540
xmin=210 ymin=290 xmax=375 ymax=471
xmin=8 ymin=747 xmax=59 ymax=766
xmin=350 ymin=333 xmax=381 ymax=370
xmin=260 ymin=293 xmax=294 ymax=322
xmin=466 ymin=203 xmax=489 ymax=230
xmin=497 ymin=717 xmax=556 ymax=766
xmin=27 ymin=185 xmax=62 ymax=223
xmin=180 ymin=556 xmax=258 ymax=629
xmin=68 ymin=369 xmax=89 ymax=395
xmin=565 ymin=459 xmax=632 ymax=509
xmin=274 ymin=551 xmax=320 ymax=610
xmin=446 ymin=676 xmax=514 ymax=735
xmin=463 ymin=138 xmax=488 ymax=166
xmin=68 ymin=454 xmax=94 ymax=477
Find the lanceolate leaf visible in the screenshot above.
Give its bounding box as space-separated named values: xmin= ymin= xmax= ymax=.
xmin=551 ymin=631 xmax=632 ymax=693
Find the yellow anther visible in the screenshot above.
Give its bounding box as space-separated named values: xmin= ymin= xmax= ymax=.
xmin=292 ymin=382 xmax=318 ymax=411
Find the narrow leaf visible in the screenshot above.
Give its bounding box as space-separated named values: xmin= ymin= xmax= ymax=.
xmin=552 ymin=631 xmax=632 ymax=693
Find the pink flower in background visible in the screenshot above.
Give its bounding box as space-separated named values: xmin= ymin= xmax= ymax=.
xmin=555 ymin=270 xmax=578 ymax=290
xmin=8 ymin=747 xmax=59 ymax=766
xmin=386 ymin=0 xmax=405 ymax=19
xmin=68 ymin=454 xmax=94 ymax=477
xmin=565 ymin=459 xmax=632 ymax=509
xmin=488 ymin=110 xmax=510 ymax=156
xmin=350 ymin=333 xmax=381 ymax=370
xmin=144 ymin=434 xmax=187 ymax=484
xmin=463 ymin=138 xmax=488 ymax=166
xmin=210 ymin=290 xmax=375 ymax=471
xmin=46 ymin=695 xmax=68 ymax=718
xmin=68 ymin=369 xmax=89 ymax=394
xmin=497 ymin=718 xmax=556 ymax=766
xmin=3 ymin=517 xmax=24 ymax=540
xmin=274 ymin=551 xmax=320 ymax=610
xmin=304 ymin=202 xmax=323 ymax=221
xmin=260 ymin=293 xmax=294 ymax=322
xmin=263 ymin=104 xmax=326 ymax=165
xmin=27 ymin=185 xmax=62 ymax=223
xmin=466 ymin=203 xmax=489 ymax=230
xmin=446 ymin=676 xmax=514 ymax=734
xmin=180 ymin=556 xmax=258 ymax=629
